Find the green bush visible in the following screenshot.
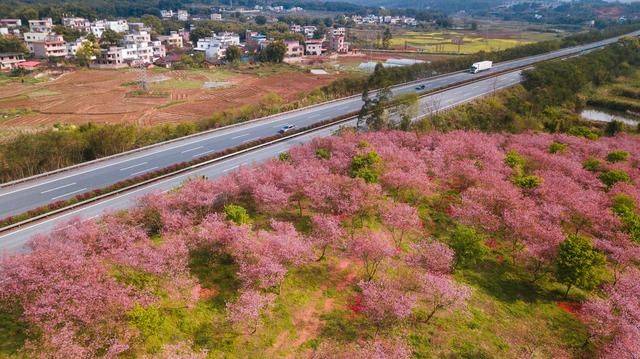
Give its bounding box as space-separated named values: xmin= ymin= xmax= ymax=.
xmin=599 ymin=169 xmax=631 ymax=188
xmin=606 ymin=150 xmax=630 ymax=163
xmin=568 ymin=126 xmax=599 ymax=140
xmin=612 ymin=194 xmax=640 ymax=243
xmin=514 ymin=175 xmax=542 ymax=189
xmin=504 ymin=150 xmax=525 ymax=169
xmin=224 ymin=204 xmax=251 ymax=225
xmin=349 ymin=151 xmax=382 ymax=184
xmin=548 ymin=141 xmax=568 ymax=154
xmin=582 ymin=157 xmax=601 ymax=172
xmin=315 ymin=148 xmax=331 ymax=160
xmin=448 ymin=225 xmax=488 ymax=268
xmin=278 ymin=152 xmax=291 ymax=162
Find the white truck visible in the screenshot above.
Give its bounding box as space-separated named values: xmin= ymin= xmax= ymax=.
xmin=470 ymin=60 xmax=492 ymax=74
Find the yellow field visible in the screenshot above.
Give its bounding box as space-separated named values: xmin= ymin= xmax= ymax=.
xmin=390 ymin=31 xmax=543 ymax=54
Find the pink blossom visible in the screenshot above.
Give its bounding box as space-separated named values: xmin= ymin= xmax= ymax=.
xmin=348 ymin=230 xmax=396 ymax=281
xmin=406 ymin=240 xmax=454 ymax=274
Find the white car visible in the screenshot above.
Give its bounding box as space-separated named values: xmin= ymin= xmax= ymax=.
xmin=279 ymin=124 xmax=296 ymax=134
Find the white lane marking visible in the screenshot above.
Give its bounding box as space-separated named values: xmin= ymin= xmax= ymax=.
xmin=192 ymin=149 xmax=217 ymax=158
xmin=0 ymin=122 xmax=351 ymax=248
xmin=50 ymin=188 xmax=87 ymax=201
xmin=222 ymin=165 xmax=239 ymax=172
xmin=40 ymin=182 xmax=76 ymax=194
xmin=181 ymin=146 xmax=204 ymax=154
xmin=120 ymin=162 xmax=148 ymax=171
xmin=130 ymin=167 xmax=158 ymax=177
xmin=231 ymin=133 xmax=250 ymax=139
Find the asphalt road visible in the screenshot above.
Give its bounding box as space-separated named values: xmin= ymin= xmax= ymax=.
xmin=0 ymin=69 xmax=557 ymax=253
xmin=0 ymin=30 xmax=638 ymax=221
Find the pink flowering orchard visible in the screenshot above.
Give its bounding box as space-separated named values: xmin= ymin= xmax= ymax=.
xmin=1 ymin=130 xmax=639 ymax=357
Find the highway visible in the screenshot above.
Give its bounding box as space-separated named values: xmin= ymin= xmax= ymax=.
xmin=0 ymin=69 xmax=537 ymax=252
xmin=0 ymin=30 xmax=638 ymax=221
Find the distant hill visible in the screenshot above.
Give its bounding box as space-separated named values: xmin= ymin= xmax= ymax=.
xmin=323 ymin=0 xmax=506 ymax=12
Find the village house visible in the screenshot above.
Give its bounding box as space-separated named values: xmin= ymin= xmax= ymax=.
xmin=284 ymin=40 xmax=303 ymax=57
xmin=28 ymin=18 xmax=53 ymax=33
xmin=157 ymin=31 xmax=184 ymax=48
xmin=0 ymin=52 xmax=25 ymax=70
xmin=304 ymin=39 xmax=323 ymax=56
xmin=31 ymin=34 xmax=68 ymax=58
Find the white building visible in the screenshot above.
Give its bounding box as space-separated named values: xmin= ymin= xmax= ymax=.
xmin=161 ymin=10 xmax=174 ymax=18
xmin=177 ymin=10 xmax=189 ymax=21
xmin=303 ymin=26 xmax=317 ymax=38
xmin=0 ymin=19 xmax=22 ymax=28
xmin=195 ymin=32 xmax=240 ymax=61
xmin=23 ymin=32 xmax=50 ymax=53
xmin=210 ymin=13 xmax=222 ymax=20
xmin=62 ymin=17 xmax=90 ymax=31
xmin=121 ymin=29 xmax=165 ymax=63
xmin=305 ymin=39 xmax=323 ymax=56
xmin=157 ymin=31 xmax=183 ymax=48
xmin=28 ymin=18 xmax=53 ymax=33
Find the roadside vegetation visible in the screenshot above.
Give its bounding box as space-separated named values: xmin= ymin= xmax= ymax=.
xmin=1 ymin=127 xmax=638 ymax=357
xmin=0 ymin=23 xmax=638 ymax=183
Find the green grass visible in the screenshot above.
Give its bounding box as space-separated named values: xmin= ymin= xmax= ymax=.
xmin=389 ymin=31 xmax=546 ymax=54
xmin=0 ymin=303 xmax=30 ymax=356
xmin=27 ymin=89 xmax=60 ymax=98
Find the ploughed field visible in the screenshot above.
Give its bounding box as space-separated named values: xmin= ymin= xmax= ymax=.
xmin=0 ymin=66 xmax=337 ymax=130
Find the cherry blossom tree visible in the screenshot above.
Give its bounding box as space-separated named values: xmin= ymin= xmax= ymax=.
xmin=417 ymin=273 xmax=471 ymax=323
xmin=582 ymin=268 xmax=640 ymax=358
xmin=380 ymin=202 xmax=422 ymax=245
xmin=226 ymin=290 xmax=276 ymax=335
xmin=310 ymin=214 xmax=346 ymax=260
xmin=348 ymin=230 xmax=396 ymax=281
xmin=405 ymin=240 xmax=454 ymax=275
xmin=358 ymin=279 xmax=416 ymax=327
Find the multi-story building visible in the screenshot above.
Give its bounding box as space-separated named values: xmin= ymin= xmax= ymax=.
xmin=303 ymin=26 xmax=317 ymax=38
xmin=210 ymin=13 xmax=222 ymax=20
xmin=177 ymin=10 xmax=189 ymax=21
xmin=31 ymin=34 xmax=68 ymax=58
xmin=157 ymin=31 xmax=183 ymax=48
xmin=304 ymin=39 xmax=323 ymax=56
xmin=161 ymin=10 xmax=174 ymax=18
xmin=196 ymin=32 xmax=240 ymax=61
xmin=23 ymin=32 xmax=50 ymax=53
xmin=0 ymin=19 xmax=22 ymax=28
xmin=284 ymin=40 xmax=303 ymax=57
xmin=0 ymin=52 xmax=25 ymax=70
xmin=332 ymin=27 xmax=346 ymax=36
xmin=92 ymin=46 xmax=127 ymax=68
xmin=91 ymin=20 xmax=129 ymax=37
xmin=62 ymin=17 xmax=90 ymax=31
xmin=28 ymin=18 xmax=53 ymax=33
xmin=290 ymin=24 xmax=302 ymax=33
xmin=329 ymin=35 xmax=349 ymax=53
xmin=121 ymin=29 xmax=165 ymax=63
xmin=245 ymin=30 xmax=267 ymax=52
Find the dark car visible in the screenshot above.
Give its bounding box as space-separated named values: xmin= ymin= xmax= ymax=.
xmin=279 ymin=124 xmax=296 ymax=134
xmin=415 ymin=84 xmax=426 ymax=90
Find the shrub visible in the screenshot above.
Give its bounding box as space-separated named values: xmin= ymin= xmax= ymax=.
xmin=349 ymin=151 xmax=382 ymax=184
xmin=612 ymin=194 xmax=640 ymax=243
xmin=278 ymin=152 xmax=291 ymax=162
xmin=315 ymin=148 xmax=331 ymax=160
xmin=582 ymin=157 xmax=601 ymax=172
xmin=447 ymin=225 xmax=488 ymax=268
xmin=606 ymin=150 xmax=630 ymax=163
xmin=224 ymin=204 xmax=251 ymax=225
xmin=555 ymin=235 xmax=605 ymax=297
xmin=568 ymin=126 xmax=599 ymax=140
xmin=548 ymin=141 xmax=568 ymax=154
xmin=504 ymin=150 xmax=525 ymax=169
xmin=599 ymin=170 xmax=630 ymax=188
xmin=514 ymin=175 xmax=542 ymax=189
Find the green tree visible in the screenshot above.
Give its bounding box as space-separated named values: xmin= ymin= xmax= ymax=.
xmin=448 ymin=225 xmax=488 ymax=267
xmin=382 ymin=27 xmax=392 ymax=49
xmin=224 ymin=204 xmax=251 ymax=225
xmin=141 ymin=14 xmax=164 ymax=34
xmin=255 ymin=15 xmax=267 ymax=25
xmin=0 ymin=35 xmax=28 ymax=54
xmin=555 ymin=235 xmax=605 ymax=298
xmin=75 ymin=39 xmax=101 ymax=67
xmin=258 ymin=41 xmax=286 ymax=63
xmin=100 ymin=29 xmax=123 ymax=48
xmin=224 ymin=45 xmax=242 ymax=63
xmin=349 ymin=151 xmax=381 ymax=183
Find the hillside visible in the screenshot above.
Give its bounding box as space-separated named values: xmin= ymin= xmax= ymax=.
xmin=1 ymin=129 xmax=638 ymax=357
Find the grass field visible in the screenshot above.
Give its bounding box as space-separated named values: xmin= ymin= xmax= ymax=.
xmin=586 ymin=70 xmax=640 ymax=116
xmin=389 ymin=30 xmax=557 ymax=54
